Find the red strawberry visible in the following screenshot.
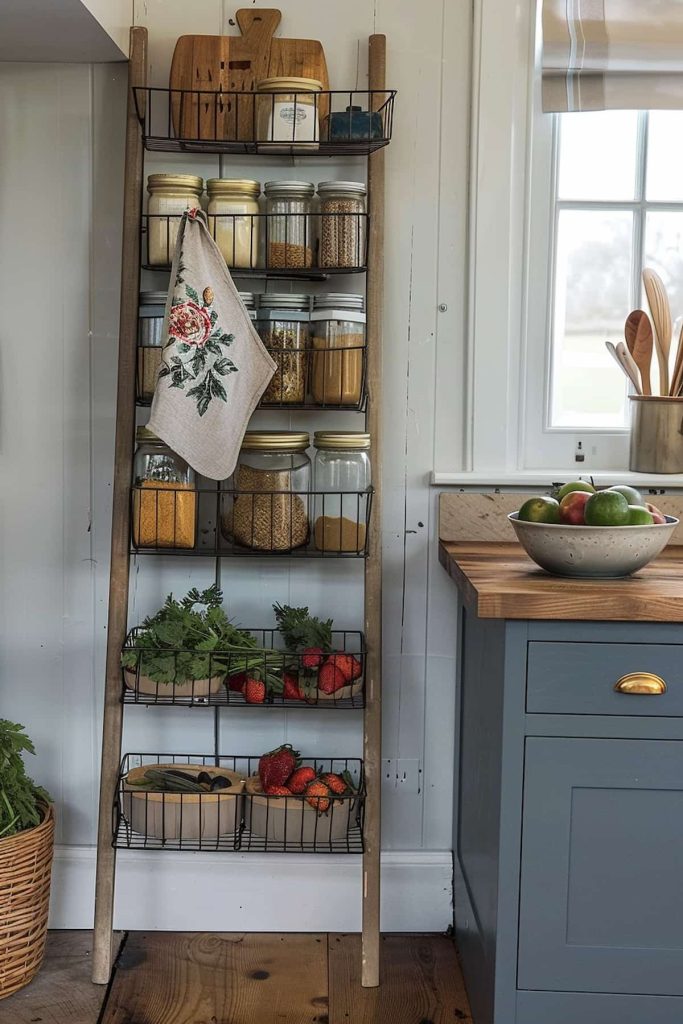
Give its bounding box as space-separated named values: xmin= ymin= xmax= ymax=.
xmin=228 ymin=672 xmax=246 ymax=693
xmin=258 ymin=744 xmax=300 ymax=790
xmin=244 ymin=678 xmax=266 ymax=704
xmin=318 ymin=661 xmax=347 ymax=694
xmin=325 ymin=653 xmax=362 ymax=682
xmin=288 ymin=765 xmax=316 ymax=794
xmin=319 ymin=772 xmax=348 ymax=795
xmin=305 ymin=780 xmax=331 ymax=814
xmin=283 ymin=672 xmax=305 ymax=701
xmin=302 ymin=646 xmax=324 ymax=669
xmin=265 ymin=785 xmax=292 ymax=796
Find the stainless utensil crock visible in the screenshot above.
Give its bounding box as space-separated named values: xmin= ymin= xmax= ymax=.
xmin=629 ymin=395 xmax=683 ymax=473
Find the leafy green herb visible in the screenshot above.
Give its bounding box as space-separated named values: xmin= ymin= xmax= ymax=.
xmin=273 ymin=603 xmax=333 ymax=654
xmin=0 ymin=721 xmax=50 ymax=838
xmin=122 ymin=585 xmax=285 ymax=686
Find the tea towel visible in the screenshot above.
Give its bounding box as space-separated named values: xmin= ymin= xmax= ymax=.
xmin=148 ymin=208 xmax=276 ymax=480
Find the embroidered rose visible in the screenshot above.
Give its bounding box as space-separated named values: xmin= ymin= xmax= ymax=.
xmin=169 ymin=301 xmax=212 ymax=348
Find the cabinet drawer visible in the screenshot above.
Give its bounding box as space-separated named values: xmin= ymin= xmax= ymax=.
xmin=527 ymin=642 xmax=683 ymax=716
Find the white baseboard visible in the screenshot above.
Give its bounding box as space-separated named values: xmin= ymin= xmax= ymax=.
xmin=49 ymin=846 xmax=453 ymax=932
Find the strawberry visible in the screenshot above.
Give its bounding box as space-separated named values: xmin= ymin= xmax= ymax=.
xmin=305 ymin=780 xmax=331 ymax=814
xmin=302 ymin=646 xmax=324 ymax=669
xmin=258 ymin=744 xmax=300 ymax=790
xmin=319 ymin=772 xmax=348 ymax=795
xmin=244 ymin=678 xmax=266 ymax=704
xmin=288 ymin=765 xmax=317 ymax=794
xmin=326 ymin=653 xmax=363 ymax=682
xmin=228 ymin=672 xmax=247 ymax=693
xmin=318 ymin=661 xmax=347 ymax=694
xmin=265 ymin=785 xmax=292 ymax=796
xmin=283 ymin=672 xmax=305 ymax=701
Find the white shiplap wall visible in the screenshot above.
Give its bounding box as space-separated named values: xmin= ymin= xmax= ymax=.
xmin=0 ymin=0 xmax=469 ymax=929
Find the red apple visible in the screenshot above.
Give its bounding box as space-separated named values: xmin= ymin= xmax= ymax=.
xmin=559 ymin=490 xmax=591 ymax=525
xmin=646 ymin=502 xmax=667 ymax=525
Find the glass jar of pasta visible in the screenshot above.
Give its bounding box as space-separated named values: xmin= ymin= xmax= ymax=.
xmin=313 ymin=432 xmax=371 ymax=553
xmin=256 ymin=294 xmax=310 ymax=404
xmin=146 ymin=174 xmax=203 ymax=266
xmin=206 ymin=178 xmax=260 ymax=269
xmin=132 ymin=427 xmax=196 ymax=549
xmin=311 ymin=293 xmax=365 ymax=406
xmin=264 ymin=180 xmax=315 ymax=270
xmin=222 ymin=431 xmax=311 ymax=552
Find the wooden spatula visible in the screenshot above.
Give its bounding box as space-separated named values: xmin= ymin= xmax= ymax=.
xmin=625 ymin=310 xmax=653 ymax=396
xmin=670 ymin=319 xmax=683 ymax=397
xmin=616 ymin=341 xmax=643 ymax=395
xmin=643 ymin=269 xmax=673 ymax=395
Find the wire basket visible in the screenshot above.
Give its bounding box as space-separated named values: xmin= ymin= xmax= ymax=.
xmin=114 ymin=754 xmax=364 ymax=854
xmin=122 ymin=627 xmax=365 ymax=708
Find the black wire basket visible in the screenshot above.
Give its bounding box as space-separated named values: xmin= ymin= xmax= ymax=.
xmin=114 ymin=752 xmax=365 ymax=853
xmin=121 ymin=627 xmax=366 ymax=708
xmin=133 ymin=87 xmax=396 ymax=156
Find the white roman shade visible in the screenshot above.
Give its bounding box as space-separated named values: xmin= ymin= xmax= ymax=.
xmin=542 ymin=1 xmax=683 ymax=112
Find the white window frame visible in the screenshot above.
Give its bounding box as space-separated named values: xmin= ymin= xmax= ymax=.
xmin=432 ymin=0 xmax=683 ymax=487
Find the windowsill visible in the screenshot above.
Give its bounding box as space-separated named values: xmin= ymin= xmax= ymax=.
xmin=431 ymin=470 xmax=683 ymax=490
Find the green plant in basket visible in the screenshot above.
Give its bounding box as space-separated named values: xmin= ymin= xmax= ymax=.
xmin=121 ymin=585 xmax=285 ymax=687
xmin=0 ymin=720 xmax=51 ymax=839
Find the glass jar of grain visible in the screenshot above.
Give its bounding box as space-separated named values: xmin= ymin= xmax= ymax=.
xmin=206 ymin=178 xmax=260 ymax=269
xmin=132 ymin=427 xmax=196 ymax=549
xmin=264 ymin=180 xmax=315 ymax=270
xmin=256 ymin=294 xmax=310 ymax=405
xmin=137 ymin=291 xmax=167 ymax=404
xmin=222 ymin=432 xmax=311 ymax=552
xmin=311 ymin=293 xmax=365 ymax=406
xmin=313 ymin=432 xmax=371 ymax=554
xmin=317 ymin=181 xmax=367 ymax=269
xmin=256 ymin=77 xmax=322 ymax=150
xmin=146 ymin=174 xmax=203 ymax=267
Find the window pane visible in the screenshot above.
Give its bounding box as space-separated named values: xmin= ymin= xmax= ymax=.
xmin=646 ymin=112 xmax=683 ymax=201
xmin=550 ymin=210 xmax=632 ymax=428
xmin=558 ymin=111 xmax=639 ymax=202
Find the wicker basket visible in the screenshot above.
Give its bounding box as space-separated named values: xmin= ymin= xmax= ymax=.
xmin=0 ymin=803 xmax=55 ymax=1000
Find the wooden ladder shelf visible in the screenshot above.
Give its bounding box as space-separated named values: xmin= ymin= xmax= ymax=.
xmin=92 ymin=24 xmax=385 ymax=989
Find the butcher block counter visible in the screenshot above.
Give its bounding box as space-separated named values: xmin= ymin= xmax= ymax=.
xmin=441 ymin=540 xmax=683 ymax=1024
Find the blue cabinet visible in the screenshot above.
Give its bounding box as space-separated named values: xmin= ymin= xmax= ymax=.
xmin=454 ymin=613 xmax=683 ymax=1024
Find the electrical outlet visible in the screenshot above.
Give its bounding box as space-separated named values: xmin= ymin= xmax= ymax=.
xmin=382 ymin=758 xmax=421 ymax=794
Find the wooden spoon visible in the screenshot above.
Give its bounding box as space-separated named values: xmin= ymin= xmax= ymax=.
xmin=643 ymin=269 xmax=673 ymax=395
xmin=616 ymin=341 xmax=643 ymax=395
xmin=625 ymin=310 xmax=653 ymax=396
xmin=670 ymin=319 xmax=683 ymax=397
xmin=606 ymin=341 xmax=640 ymax=392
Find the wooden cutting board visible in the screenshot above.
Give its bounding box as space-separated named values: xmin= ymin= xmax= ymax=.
xmin=169 ymin=8 xmax=329 ymax=142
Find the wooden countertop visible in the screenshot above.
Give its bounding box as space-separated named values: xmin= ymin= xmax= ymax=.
xmin=439 ymin=542 xmax=683 ymax=621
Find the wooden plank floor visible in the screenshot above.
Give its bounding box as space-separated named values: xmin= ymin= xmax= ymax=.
xmin=0 ymin=932 xmax=472 ymax=1024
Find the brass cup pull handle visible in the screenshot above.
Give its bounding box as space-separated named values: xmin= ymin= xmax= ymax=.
xmin=614 ymin=672 xmax=667 ymax=696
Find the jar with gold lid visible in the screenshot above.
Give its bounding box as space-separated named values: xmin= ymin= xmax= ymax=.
xmin=146 ymin=173 xmax=203 ymax=266
xmin=206 ymin=178 xmax=260 ymax=269
xmin=313 ymin=432 xmax=371 ymax=553
xmin=256 ymin=77 xmax=322 ymax=150
xmin=132 ymin=426 xmax=196 ymax=549
xmin=222 ymin=431 xmax=311 ymax=552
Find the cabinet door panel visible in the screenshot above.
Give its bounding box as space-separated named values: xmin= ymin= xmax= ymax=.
xmin=518 ymin=737 xmax=683 ymax=995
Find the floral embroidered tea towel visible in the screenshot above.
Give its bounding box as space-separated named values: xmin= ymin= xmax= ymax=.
xmin=148 ymin=209 xmax=276 ymax=481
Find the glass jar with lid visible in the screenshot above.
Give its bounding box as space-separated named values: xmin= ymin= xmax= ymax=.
xmin=206 ymin=178 xmax=260 ymax=269
xmin=264 ymin=180 xmax=315 ymax=270
xmin=256 ymin=77 xmax=322 ymax=150
xmin=132 ymin=426 xmax=196 ymax=549
xmin=256 ymin=294 xmax=310 ymax=405
xmin=146 ymin=174 xmax=203 ymax=266
xmin=222 ymin=431 xmax=311 ymax=552
xmin=317 ymin=181 xmax=367 ymax=269
xmin=313 ymin=432 xmax=371 ymax=553
xmin=137 ymin=291 xmax=167 ymax=404
xmin=311 ymin=293 xmax=365 ymax=406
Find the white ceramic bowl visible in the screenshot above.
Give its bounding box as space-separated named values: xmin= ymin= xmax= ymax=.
xmin=508 ymin=513 xmax=678 ymax=578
